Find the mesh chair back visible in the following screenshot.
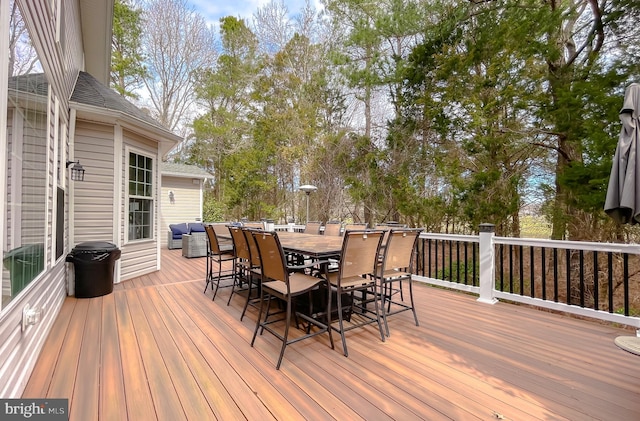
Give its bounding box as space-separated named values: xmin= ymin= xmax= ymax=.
xmin=252 ymin=231 xmax=287 ymax=285
xmin=374 ymin=223 xmax=400 ymax=246
xmin=344 ymin=223 xmax=367 ymax=232
xmin=229 ymin=226 xmax=250 ymax=260
xmin=304 ymin=221 xmax=322 ymax=234
xmin=212 ymin=223 xmax=231 ymax=239
xmin=205 ymin=224 xmax=223 ymax=254
xmin=339 ymin=230 xmax=384 ymax=279
xmin=243 ymin=228 xmax=261 ymax=267
xmin=323 ymin=222 xmax=342 ymax=237
xmin=382 ymin=229 xmax=422 ymax=271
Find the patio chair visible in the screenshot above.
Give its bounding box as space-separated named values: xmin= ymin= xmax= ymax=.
xmin=343 ymin=223 xmax=367 ymax=233
xmin=323 ymin=222 xmax=342 ymax=237
xmin=227 ymin=226 xmax=258 ymax=305
xmin=239 ymin=227 xmax=263 ymax=321
xmin=326 ymin=229 xmax=385 ymax=357
xmin=250 ymin=230 xmax=334 ymax=369
xmin=204 ymin=224 xmax=236 ymax=300
xmin=371 ymin=228 xmax=422 ymax=336
xmin=304 ymin=221 xmax=322 ymax=235
xmin=375 ymin=222 xmax=406 ymax=248
xmin=242 ymin=221 xmax=264 ymax=229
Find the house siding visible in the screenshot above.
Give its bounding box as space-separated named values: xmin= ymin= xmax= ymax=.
xmin=119 ymin=130 xmax=159 ymax=280
xmin=160 ymin=176 xmax=203 ymax=247
xmin=73 ymin=121 xmax=116 ymax=243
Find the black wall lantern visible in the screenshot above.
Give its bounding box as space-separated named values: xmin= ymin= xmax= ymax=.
xmin=66 ymin=160 xmax=85 ymax=181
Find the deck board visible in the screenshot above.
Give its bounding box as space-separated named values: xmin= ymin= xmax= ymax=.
xmin=24 ymin=249 xmax=640 ymax=420
xmin=99 ymin=293 xmax=128 ymax=421
xmin=114 ymin=292 xmax=157 ymax=420
xmin=22 ymin=298 xmax=76 ymax=398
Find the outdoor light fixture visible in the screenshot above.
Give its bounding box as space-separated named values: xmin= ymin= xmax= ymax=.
xmin=66 ymin=160 xmax=85 ymax=181
xmin=299 ymin=184 xmax=317 ymax=223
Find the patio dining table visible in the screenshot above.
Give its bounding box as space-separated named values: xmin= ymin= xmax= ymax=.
xmin=274 ymin=231 xmax=343 ymax=259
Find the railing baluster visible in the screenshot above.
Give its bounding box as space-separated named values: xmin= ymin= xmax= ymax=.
xmin=472 ymin=242 xmax=477 ymax=286
xmin=624 ymin=253 xmax=629 ymax=316
xmin=456 ymin=241 xmax=461 ymax=284
xmin=608 ymin=252 xmax=613 ymax=313
xmin=433 ymin=239 xmax=437 ymax=279
xmin=509 ymin=244 xmax=514 ymax=293
xmin=553 ymin=248 xmax=559 ymax=302
xmin=519 ymin=245 xmax=524 ymax=296
xmin=464 ymin=242 xmax=469 ymax=285
xmin=566 ymin=249 xmax=571 ymax=306
xmin=530 ymin=246 xmax=535 ymax=298
xmin=579 ymin=250 xmax=585 ymax=308
xmin=449 ymin=240 xmax=453 ymax=283
xmin=541 ymin=247 xmax=546 ymax=300
xmin=499 ymin=244 xmax=504 ymax=291
xmin=593 ymin=251 xmax=599 ymax=311
xmin=441 ymin=240 xmax=444 ymax=280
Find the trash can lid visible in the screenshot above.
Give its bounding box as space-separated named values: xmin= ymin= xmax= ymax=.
xmin=72 ymin=241 xmax=119 ymax=253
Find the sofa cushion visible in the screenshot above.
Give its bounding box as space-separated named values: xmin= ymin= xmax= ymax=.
xmin=169 ymin=223 xmax=189 ymax=239
xmin=188 ymin=222 xmax=205 ymax=233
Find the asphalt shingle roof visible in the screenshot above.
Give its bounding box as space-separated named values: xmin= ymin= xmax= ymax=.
xmin=161 ymin=162 xmax=213 ymax=179
xmin=71 ymin=71 xmax=167 ymax=131
xmin=9 ymin=71 xmax=170 ymax=135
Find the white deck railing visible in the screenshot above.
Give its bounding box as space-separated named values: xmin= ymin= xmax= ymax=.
xmin=415 ymin=225 xmax=640 ymax=329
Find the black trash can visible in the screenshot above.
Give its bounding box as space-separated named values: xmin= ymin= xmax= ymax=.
xmin=66 ymin=242 xmax=121 ymax=298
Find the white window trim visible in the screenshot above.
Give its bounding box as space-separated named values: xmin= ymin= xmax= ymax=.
xmin=125 ymin=146 xmax=155 ymax=244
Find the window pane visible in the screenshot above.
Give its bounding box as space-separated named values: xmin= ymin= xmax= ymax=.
xmin=3 ymin=3 xmax=46 ymax=309
xmin=127 ymin=152 xmax=154 ymax=241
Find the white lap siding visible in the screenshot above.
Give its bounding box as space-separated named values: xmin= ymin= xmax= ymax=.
xmin=119 ymin=129 xmax=160 ymax=280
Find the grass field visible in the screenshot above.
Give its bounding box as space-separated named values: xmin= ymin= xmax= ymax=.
xmin=520 ymin=215 xmax=552 ymax=239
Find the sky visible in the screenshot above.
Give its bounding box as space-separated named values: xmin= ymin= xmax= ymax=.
xmin=188 ymin=0 xmax=322 ymax=27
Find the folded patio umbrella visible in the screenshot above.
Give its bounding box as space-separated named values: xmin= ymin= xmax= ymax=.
xmin=605 ymin=83 xmax=640 ymax=224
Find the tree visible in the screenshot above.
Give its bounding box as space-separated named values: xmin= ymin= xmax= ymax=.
xmin=8 ymin=0 xmax=39 ymax=76
xmin=399 ymin=0 xmax=640 ymax=239
xmin=323 ymin=0 xmax=425 ymax=226
xmin=111 ymin=0 xmax=146 ymax=99
xmin=190 ymin=17 xmax=262 ymax=216
xmin=139 ymin=0 xmax=217 ymax=133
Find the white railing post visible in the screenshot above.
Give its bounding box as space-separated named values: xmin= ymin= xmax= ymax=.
xmin=478 ymin=223 xmax=498 ymax=304
xmin=287 ymin=222 xmax=295 ymax=232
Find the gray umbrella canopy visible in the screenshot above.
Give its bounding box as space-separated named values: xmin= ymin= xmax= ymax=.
xmin=605 ymin=83 xmax=640 ymax=224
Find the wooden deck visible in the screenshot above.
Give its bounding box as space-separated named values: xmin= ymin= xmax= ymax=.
xmin=23 ymin=249 xmax=640 ymax=420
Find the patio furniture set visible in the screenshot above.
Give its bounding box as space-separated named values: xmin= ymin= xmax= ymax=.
xmin=201 ymin=222 xmax=423 ymax=369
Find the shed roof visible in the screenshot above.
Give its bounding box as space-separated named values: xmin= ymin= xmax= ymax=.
xmin=161 ymin=162 xmax=213 ymax=180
